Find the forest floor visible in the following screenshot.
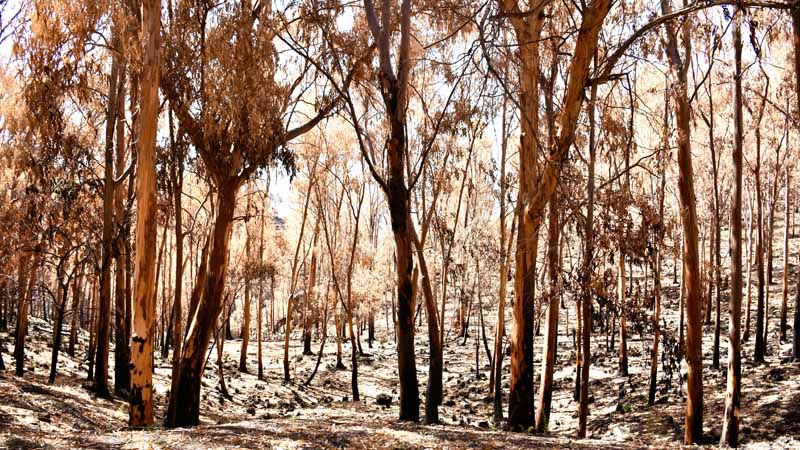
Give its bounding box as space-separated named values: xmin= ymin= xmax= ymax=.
xmin=1 ymin=269 xmax=799 ymax=449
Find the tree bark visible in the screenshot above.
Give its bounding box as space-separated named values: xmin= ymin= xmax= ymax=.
xmin=94 ymin=40 xmax=121 ymax=398
xmin=708 ymin=86 xmax=722 ymax=370
xmin=284 ymin=168 xmax=316 ymax=383
xmin=68 ymin=267 xmax=84 ymax=357
xmin=13 ymin=253 xmax=32 ymax=376
xmin=167 ymin=179 xmax=239 ymax=427
xmin=129 ymin=0 xmax=160 ymax=426
xmin=792 ymin=5 xmax=800 ymax=362
xmin=239 ymin=202 xmax=252 ymax=373
xmin=662 ymin=0 xmax=703 ymax=441
xmin=506 ymin=0 xmax=612 ymax=426
xmin=303 ymin=220 xmax=320 ymax=356
xmin=578 ymin=73 xmax=597 ymax=438
xmin=411 ymin=225 xmax=442 ymax=424
xmin=648 ymin=78 xmax=668 ymax=407
xmin=87 ymin=277 xmax=98 ymax=380
xmin=617 ymin=252 xmax=628 ymax=376
xmin=753 ymin=78 xmax=768 ymax=364
xmin=345 ymin=190 xmax=364 ymax=403
xmin=114 ymin=66 xmax=131 ymax=397
xmin=745 ymin=183 xmax=754 ymax=341
xmin=720 ymin=10 xmax=744 ymax=446
xmin=506 ymin=9 xmax=544 ymax=429
xmin=49 ymin=262 xmax=73 ymax=385
xmin=781 ymin=165 xmax=789 ymax=342
xmin=534 ymin=190 xmax=560 ymax=433
xmin=257 ymin=205 xmax=265 ymax=380
xmin=493 ymin=94 xmax=513 ymax=423
xmin=167 ymin=105 xmax=185 ymax=414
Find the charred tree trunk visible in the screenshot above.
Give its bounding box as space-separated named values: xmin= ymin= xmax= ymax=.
xmin=167 ymin=179 xmax=239 ymax=427
xmin=13 ymin=253 xmax=32 ymax=377
xmin=792 ymin=6 xmax=800 ymax=362
xmin=662 ymin=0 xmax=703 ymax=441
xmin=113 ymin=66 xmax=131 ymax=397
xmin=507 ymin=15 xmax=543 ymax=428
xmin=257 ymin=208 xmax=265 ymax=380
xmin=303 ymin=221 xmax=320 ymax=357
xmin=721 ymin=11 xmax=744 ymax=446
xmin=48 ymin=276 xmax=70 ymax=384
xmin=578 ymin=74 xmax=597 ymax=438
xmin=534 ymin=190 xmax=560 ymax=433
xmin=617 ymin=253 xmax=628 ymax=376
xmin=239 ymin=208 xmax=252 ymax=373
xmin=781 ymin=166 xmax=789 ymax=342
xmin=95 ymin=42 xmax=121 ymax=399
xmin=87 ymin=277 xmax=98 ymax=380
xmin=411 ymin=226 xmax=442 ymax=424
xmin=68 ymin=268 xmax=83 ymax=357
xmin=753 ymin=78 xmax=768 ymax=364
xmin=129 ymin=0 xmax=160 ymax=426
xmin=167 ymin=104 xmax=185 ymax=411
xmin=345 ymin=191 xmax=364 ymax=403
xmin=707 ymin=88 xmax=722 ymax=371
xmin=745 ymin=184 xmax=754 ymax=341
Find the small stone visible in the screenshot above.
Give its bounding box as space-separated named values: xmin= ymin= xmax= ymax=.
xmin=246 ymin=406 xmax=256 ymax=415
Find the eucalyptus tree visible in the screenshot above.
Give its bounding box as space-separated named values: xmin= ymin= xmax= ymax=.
xmin=160 ymin=0 xmax=343 ymax=426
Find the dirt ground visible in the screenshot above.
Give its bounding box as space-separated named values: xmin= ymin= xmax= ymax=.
xmin=2 ymin=221 xmax=800 ymax=450
xmin=1 ymin=287 xmax=798 ymax=450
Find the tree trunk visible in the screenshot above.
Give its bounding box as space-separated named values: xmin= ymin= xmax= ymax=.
xmin=345 ymin=194 xmax=364 ymax=403
xmin=578 ymin=75 xmax=597 ymax=438
xmin=506 ymin=0 xmax=611 ymax=427
xmin=781 ymin=164 xmax=789 ymax=342
xmin=708 ymin=89 xmax=722 ymax=371
xmin=166 ymin=178 xmax=239 ymax=427
xmin=617 ymin=252 xmax=628 ymax=376
xmin=216 ymin=316 xmax=230 ymax=398
xmin=303 ymin=221 xmax=320 ymax=356
xmin=507 ymin=14 xmax=543 ymax=429
xmin=13 ymin=253 xmax=31 ymax=376
xmin=48 ymin=278 xmax=69 ymax=384
xmin=792 ymin=6 xmax=800 ymax=362
xmin=335 ymin=304 xmax=344 ymax=369
xmin=720 ymin=11 xmax=744 ymax=445
xmin=662 ymin=0 xmax=703 ymax=441
xmin=648 ymin=80 xmax=668 ymax=407
xmin=114 ymin=66 xmax=131 ymax=396
xmin=534 ymin=190 xmax=560 ymax=433
xmin=167 ymin=105 xmax=185 ymax=418
xmin=257 ymin=207 xmax=265 ymax=380
xmin=411 ymin=225 xmax=442 ymax=424
xmin=745 ymin=184 xmax=754 ymax=341
xmin=283 ymin=170 xmax=316 ymax=383
xmin=68 ymin=267 xmax=83 ymax=357
xmin=754 ymin=91 xmax=767 ymax=364
xmin=95 ymin=41 xmax=121 ymax=398
xmin=239 ymin=212 xmax=252 ymax=373
xmin=383 ymin=105 xmax=420 ymax=422
xmin=87 ymin=277 xmax=98 ymax=380
xmin=15 ymin=252 xmax=41 ymax=377
xmin=129 ymin=0 xmax=160 ymax=426
xmin=161 ymin=229 xmax=173 ymax=358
